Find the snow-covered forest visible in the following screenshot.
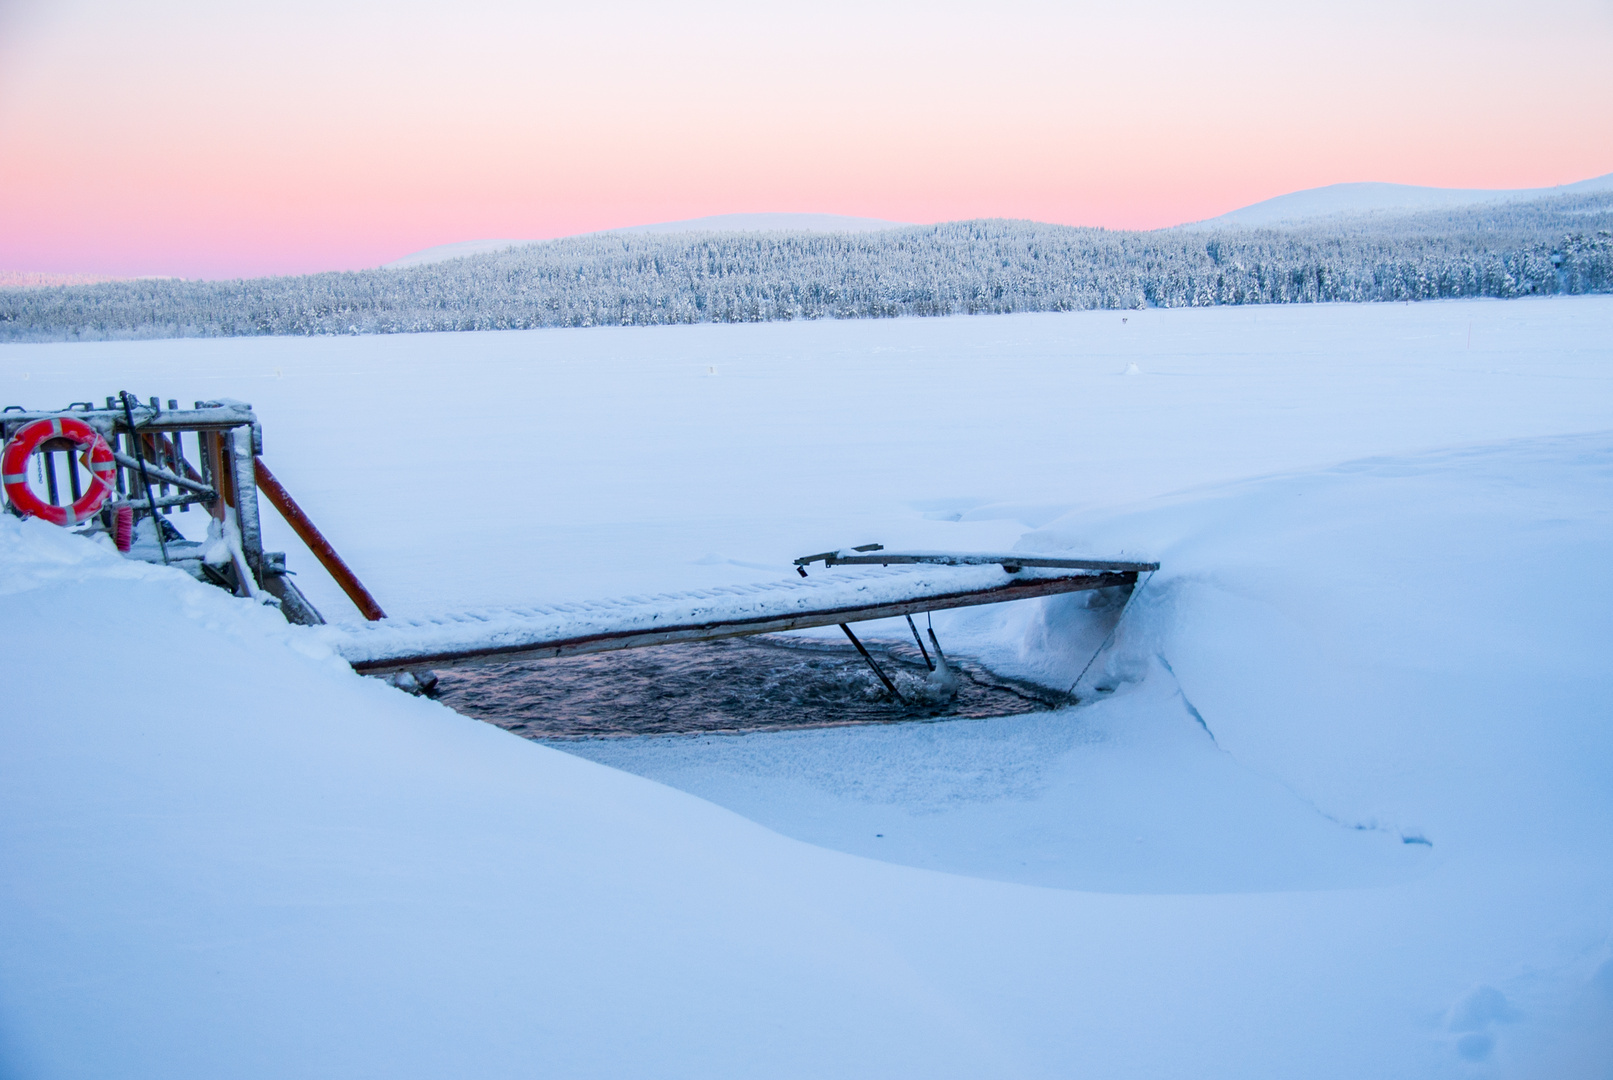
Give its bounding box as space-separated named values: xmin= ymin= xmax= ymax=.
xmin=3 ymin=193 xmax=1610 ymax=341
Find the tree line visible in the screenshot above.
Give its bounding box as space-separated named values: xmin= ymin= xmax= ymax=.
xmin=2 ymin=193 xmax=1609 ymax=342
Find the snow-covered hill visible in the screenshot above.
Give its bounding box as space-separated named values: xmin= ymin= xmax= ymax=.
xmin=611 ymin=211 xmax=906 ymax=235
xmin=21 ymin=205 xmax=1611 ymax=342
xmin=384 ymin=213 xmax=906 ymax=268
xmin=1194 ymin=171 xmax=1613 ymax=228
xmin=0 ymin=271 xmax=125 ymax=289
xmin=3 ymin=298 xmax=1612 ymax=1077
xmin=383 ymin=238 xmax=533 ymax=269
xmin=382 ymin=176 xmax=1613 ymax=272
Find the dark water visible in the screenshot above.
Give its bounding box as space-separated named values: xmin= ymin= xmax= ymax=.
xmin=432 ymin=634 xmax=1064 ymax=740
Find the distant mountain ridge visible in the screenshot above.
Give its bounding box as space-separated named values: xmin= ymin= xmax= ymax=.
xmin=383 ymin=177 xmax=1613 ymax=270
xmin=15 ymin=177 xmax=1612 ymax=284
xmin=1194 ymin=172 xmax=1613 ymax=229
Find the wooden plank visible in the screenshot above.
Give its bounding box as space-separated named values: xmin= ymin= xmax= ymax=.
xmin=209 ymin=432 xmax=236 ymax=513
xmin=108 ymin=451 xmax=214 ymax=496
xmin=349 ymin=569 xmax=1136 ymax=674
xmin=254 ymin=457 xmax=387 ymax=621
xmin=1 ymin=405 xmax=256 ymax=434
xmin=260 ymin=571 xmax=327 ymax=627
xmin=121 ymin=491 xmax=212 ymax=512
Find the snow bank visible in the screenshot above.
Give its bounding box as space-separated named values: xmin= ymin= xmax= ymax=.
xmin=578 ymin=432 xmax=1613 ymax=889
xmin=0 ymin=518 xmax=1011 ymax=1078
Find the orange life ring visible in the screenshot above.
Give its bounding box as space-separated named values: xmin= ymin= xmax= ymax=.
xmin=2 ymin=416 xmax=118 ymax=526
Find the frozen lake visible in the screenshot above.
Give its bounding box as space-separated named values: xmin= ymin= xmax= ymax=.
xmin=5 ymin=296 xmax=1609 ymax=623
xmin=4 ymin=296 xmax=1612 ymax=1078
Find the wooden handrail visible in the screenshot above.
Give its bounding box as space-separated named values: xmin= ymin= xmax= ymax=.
xmin=253 ymin=457 xmax=386 ymax=621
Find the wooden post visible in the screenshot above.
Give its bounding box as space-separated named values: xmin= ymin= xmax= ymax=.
xmin=228 ymin=428 xmax=264 ymax=581
xmin=253 ymin=457 xmax=386 ymax=621
xmin=206 ymin=432 xmax=235 ymax=518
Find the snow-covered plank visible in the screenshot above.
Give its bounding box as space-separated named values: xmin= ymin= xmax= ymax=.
xmin=320 ymin=564 xmax=1136 ymax=673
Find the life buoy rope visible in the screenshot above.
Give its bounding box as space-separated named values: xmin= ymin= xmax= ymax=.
xmin=1 ymin=416 xmax=118 ymax=526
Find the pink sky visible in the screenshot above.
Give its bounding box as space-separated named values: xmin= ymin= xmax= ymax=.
xmin=2 ymin=0 xmax=1610 ymax=280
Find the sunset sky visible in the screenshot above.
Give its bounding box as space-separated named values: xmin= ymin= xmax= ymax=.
xmin=1 ymin=0 xmax=1609 ymax=279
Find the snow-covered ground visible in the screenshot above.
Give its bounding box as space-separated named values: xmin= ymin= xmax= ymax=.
xmin=3 ymin=297 xmax=1612 ymax=1077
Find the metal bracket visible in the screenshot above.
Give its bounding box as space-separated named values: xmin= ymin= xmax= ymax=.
xmin=838 ymin=622 xmax=905 ymax=703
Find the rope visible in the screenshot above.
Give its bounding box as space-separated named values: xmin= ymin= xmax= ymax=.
xmin=1065 ymin=570 xmax=1154 ymax=701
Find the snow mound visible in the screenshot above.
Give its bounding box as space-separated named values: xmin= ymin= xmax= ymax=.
xmin=0 ymin=516 xmax=1008 ymax=1078
xmin=574 ymin=432 xmax=1613 ymax=892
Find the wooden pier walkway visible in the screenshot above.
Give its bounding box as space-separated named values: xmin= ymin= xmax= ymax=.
xmin=321 ymin=553 xmax=1157 ymax=675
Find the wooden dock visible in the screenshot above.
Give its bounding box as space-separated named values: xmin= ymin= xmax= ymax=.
xmin=3 ymin=395 xmax=1159 ymax=690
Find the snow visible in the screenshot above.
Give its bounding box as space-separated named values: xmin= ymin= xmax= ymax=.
xmin=382 ymin=238 xmax=532 ymax=269
xmin=0 ymin=271 xmax=123 ymax=289
xmin=382 ymin=214 xmax=907 ymax=269
xmin=1194 ymin=171 xmax=1613 ymax=228
xmin=3 ymin=296 xmax=1613 ymax=1077
xmin=378 ymin=175 xmax=1613 ymax=271
xmin=610 ymin=211 xmax=908 ymax=234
